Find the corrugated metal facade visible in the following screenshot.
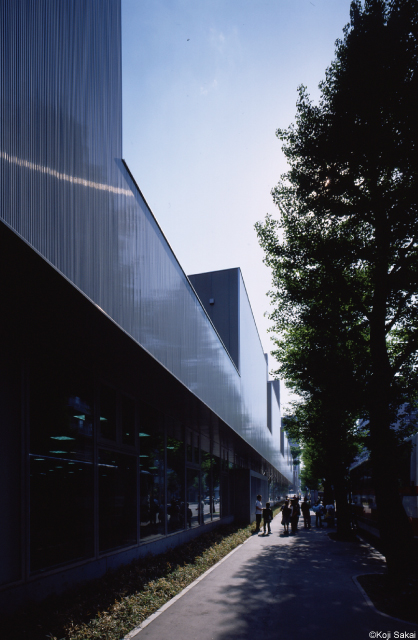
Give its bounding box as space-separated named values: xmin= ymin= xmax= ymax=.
xmin=0 ymin=0 xmax=292 ymax=477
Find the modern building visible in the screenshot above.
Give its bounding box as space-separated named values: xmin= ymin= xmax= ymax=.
xmin=0 ymin=0 xmax=293 ymax=612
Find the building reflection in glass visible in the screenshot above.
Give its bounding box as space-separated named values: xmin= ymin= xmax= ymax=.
xmin=212 ymin=441 xmax=221 ymax=522
xmin=139 ymin=404 xmax=165 ymax=540
xmin=166 ymin=418 xmax=185 ymax=533
xmin=98 ymin=450 xmax=137 ymax=552
xmin=29 ymin=359 xmax=94 ymax=572
xmin=186 ymin=468 xmax=201 ymax=528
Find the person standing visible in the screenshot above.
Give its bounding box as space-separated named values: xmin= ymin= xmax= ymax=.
xmin=255 ymin=494 xmax=263 ymax=532
xmin=313 ymin=500 xmax=324 ymax=528
xmin=290 ymin=496 xmax=300 ymax=534
xmin=281 ymin=499 xmax=291 ymax=534
xmin=263 ymin=502 xmax=273 ymax=534
xmin=301 ymin=497 xmax=311 ymax=528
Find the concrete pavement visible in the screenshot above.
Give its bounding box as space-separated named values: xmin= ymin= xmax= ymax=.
xmin=126 ymin=515 xmax=418 ymax=640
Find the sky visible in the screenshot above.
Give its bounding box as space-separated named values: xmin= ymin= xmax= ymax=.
xmin=121 ymin=0 xmax=353 ymax=412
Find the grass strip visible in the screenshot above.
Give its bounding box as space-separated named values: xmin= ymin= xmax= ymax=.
xmin=2 ymin=512 xmax=281 ymax=640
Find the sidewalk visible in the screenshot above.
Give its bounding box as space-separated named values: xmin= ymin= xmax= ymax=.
xmin=126 ymin=515 xmax=418 ymax=640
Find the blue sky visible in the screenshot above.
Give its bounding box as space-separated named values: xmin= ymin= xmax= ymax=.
xmin=121 ymin=0 xmax=353 ymax=411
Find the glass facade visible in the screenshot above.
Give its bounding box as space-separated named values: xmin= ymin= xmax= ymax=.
xmin=29 ymin=360 xmax=95 ymax=572
xmin=26 ymin=347 xmax=292 ymax=574
xmin=98 ymin=450 xmax=137 ymax=553
xmin=139 ymin=405 xmax=165 ymax=541
xmin=0 ymin=333 xmax=21 ymax=585
xmin=166 ymin=418 xmax=185 ymax=533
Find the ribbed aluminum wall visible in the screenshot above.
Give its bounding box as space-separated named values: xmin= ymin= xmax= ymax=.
xmin=268 ymin=381 xmax=292 ymax=478
xmin=0 ymin=0 xmax=292 ymax=481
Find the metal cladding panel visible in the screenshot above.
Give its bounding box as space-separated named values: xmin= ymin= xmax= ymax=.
xmin=0 ymin=0 xmax=290 ymax=476
xmin=268 ymin=380 xmax=292 ymax=480
xmin=188 ymin=269 xmax=240 ymax=370
xmin=238 ymin=274 xmax=293 ymax=481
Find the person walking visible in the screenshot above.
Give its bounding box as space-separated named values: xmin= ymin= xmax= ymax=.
xmin=255 ymin=494 xmax=263 ymax=533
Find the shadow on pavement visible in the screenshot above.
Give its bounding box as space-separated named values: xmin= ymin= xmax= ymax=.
xmin=202 ymin=526 xmax=409 ymax=640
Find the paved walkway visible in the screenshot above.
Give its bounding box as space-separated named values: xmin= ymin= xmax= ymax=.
xmin=127 ymin=515 xmax=417 ymax=640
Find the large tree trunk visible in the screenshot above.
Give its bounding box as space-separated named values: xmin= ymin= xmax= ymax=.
xmin=333 ymin=471 xmax=352 ymax=538
xmin=369 ymin=415 xmax=415 ymax=575
xmin=369 ymin=215 xmax=416 ymax=575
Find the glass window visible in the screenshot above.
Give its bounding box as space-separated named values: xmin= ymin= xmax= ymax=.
xmin=186 ymin=468 xmax=201 ymax=528
xmin=99 ymin=384 xmax=117 ymax=441
xmin=201 ymin=452 xmax=212 ymax=523
xmin=212 ymin=450 xmax=221 ymax=522
xmin=186 ymin=430 xmax=199 ymax=465
xmin=0 ymin=337 xmax=21 ymax=585
xmin=29 ymin=359 xmax=94 ymax=572
xmin=201 ymin=435 xmax=211 ymax=523
xmin=121 ymin=394 xmax=136 ymax=447
xmin=139 ymin=404 xmax=165 ymax=540
xmin=220 ymin=447 xmax=229 ymax=516
xmin=166 ymin=419 xmax=185 ymax=533
xmin=221 ymin=448 xmax=229 ymax=472
xmin=98 ymin=450 xmax=137 ymax=553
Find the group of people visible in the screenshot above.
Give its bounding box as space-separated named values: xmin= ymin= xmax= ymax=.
xmin=279 ymin=496 xmax=308 ymax=534
xmin=255 ymin=495 xmax=273 ymax=534
xmin=255 ymin=494 xmax=335 ymax=535
xmin=281 ymin=497 xmax=334 ymax=533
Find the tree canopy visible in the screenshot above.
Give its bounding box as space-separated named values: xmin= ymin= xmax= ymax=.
xmin=256 ymin=0 xmax=418 ymax=572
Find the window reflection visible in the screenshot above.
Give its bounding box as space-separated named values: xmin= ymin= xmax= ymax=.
xmin=166 ymin=419 xmax=185 ymax=533
xmin=121 ymin=394 xmax=135 ymax=447
xmin=186 ymin=430 xmax=199 ymax=465
xmin=212 ymin=453 xmax=221 ymax=521
xmin=139 ymin=405 xmax=165 ymax=540
xmin=98 ymin=450 xmax=137 ymax=552
xmin=186 ymin=468 xmax=201 ymax=528
xmin=201 ymin=452 xmax=212 ymax=523
xmin=29 ymin=360 xmax=94 ymax=572
xmin=201 ymin=435 xmax=212 ymax=523
xmin=220 ymin=448 xmax=229 ymax=517
xmin=99 ymin=384 xmax=117 ymax=441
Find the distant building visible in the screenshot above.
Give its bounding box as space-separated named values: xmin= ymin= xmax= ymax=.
xmin=350 ymin=407 xmax=418 ymax=537
xmin=0 ymin=0 xmax=293 ymax=611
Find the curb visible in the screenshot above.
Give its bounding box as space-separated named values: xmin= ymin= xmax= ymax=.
xmin=352 ymin=575 xmax=417 ymax=627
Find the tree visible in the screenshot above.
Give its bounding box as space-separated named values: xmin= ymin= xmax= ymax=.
xmin=282 ymin=376 xmax=365 ymax=537
xmin=257 ymin=0 xmax=418 ymax=573
xmin=298 ymin=447 xmax=322 ymax=494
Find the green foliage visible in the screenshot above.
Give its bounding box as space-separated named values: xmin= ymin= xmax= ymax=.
xmin=256 ymin=0 xmax=418 ymax=444
xmin=257 ymin=0 xmax=418 ymax=557
xmin=298 ymin=442 xmax=323 ymax=491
